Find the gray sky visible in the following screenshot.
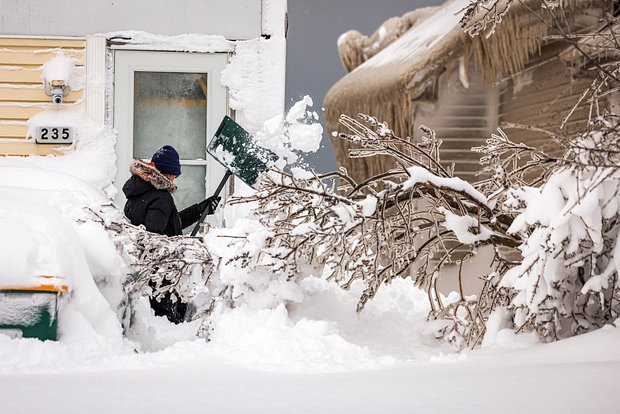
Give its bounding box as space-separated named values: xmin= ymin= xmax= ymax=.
xmin=285 ymin=0 xmax=445 ymax=172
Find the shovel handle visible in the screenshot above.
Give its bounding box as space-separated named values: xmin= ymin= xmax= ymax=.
xmin=190 ymin=170 xmax=233 ymax=237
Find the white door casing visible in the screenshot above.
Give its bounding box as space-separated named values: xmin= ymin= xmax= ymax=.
xmin=113 ymin=50 xmax=229 ymax=222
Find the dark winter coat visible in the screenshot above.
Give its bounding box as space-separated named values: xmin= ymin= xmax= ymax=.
xmin=122 ymin=160 xmax=203 ymax=236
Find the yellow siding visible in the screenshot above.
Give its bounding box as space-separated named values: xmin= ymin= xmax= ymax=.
xmin=0 ymin=50 xmax=84 ymax=65
xmin=0 ymin=142 xmax=67 ymax=156
xmin=0 ymin=69 xmax=44 ymax=83
xmin=0 ymin=124 xmax=28 ymax=138
xmin=0 ymin=87 xmax=83 ymax=102
xmin=0 ymin=38 xmax=85 ymax=48
xmin=0 ymin=36 xmax=85 ymax=156
xmin=0 ymin=105 xmax=44 ymax=120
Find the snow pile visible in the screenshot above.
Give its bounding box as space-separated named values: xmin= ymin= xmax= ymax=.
xmin=205 ymin=218 xmax=304 ymax=311
xmin=23 ymin=106 xmax=118 ymax=197
xmin=40 ymin=51 xmax=84 ymax=91
xmin=0 ymin=171 xmax=126 ymax=346
xmin=221 ymin=36 xmax=285 ymax=132
xmin=205 ymin=303 xmax=397 ymax=373
xmin=0 ymin=86 xmax=128 ymax=355
xmin=103 ymin=31 xmax=235 ymax=53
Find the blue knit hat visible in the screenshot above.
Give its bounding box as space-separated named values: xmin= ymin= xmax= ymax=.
xmin=151 ymin=145 xmax=181 ymax=176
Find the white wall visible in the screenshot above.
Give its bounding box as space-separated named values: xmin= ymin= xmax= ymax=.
xmin=0 ymin=0 xmax=262 ymax=39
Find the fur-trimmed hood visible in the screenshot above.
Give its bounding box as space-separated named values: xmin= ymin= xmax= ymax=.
xmin=123 ymin=159 xmax=205 ymax=237
xmin=126 ymin=159 xmax=176 ymax=194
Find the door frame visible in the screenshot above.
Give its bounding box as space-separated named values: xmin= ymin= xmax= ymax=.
xmin=113 ymin=50 xmax=229 ymax=208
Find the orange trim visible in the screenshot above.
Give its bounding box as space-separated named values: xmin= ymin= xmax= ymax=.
xmin=0 ymin=275 xmax=69 ymax=294
xmin=0 ymin=284 xmax=69 ymax=294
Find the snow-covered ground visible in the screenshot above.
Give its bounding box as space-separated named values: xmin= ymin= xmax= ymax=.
xmin=1 ymin=322 xmax=618 ymax=413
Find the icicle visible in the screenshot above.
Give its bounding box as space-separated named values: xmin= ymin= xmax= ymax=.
xmin=459 ymin=55 xmax=470 ymax=89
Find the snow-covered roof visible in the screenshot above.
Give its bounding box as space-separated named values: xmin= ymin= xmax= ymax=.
xmin=329 ymin=0 xmax=604 ymax=102
xmin=325 ymin=0 xmax=469 ymax=113
xmin=358 ymin=0 xmax=467 ymax=71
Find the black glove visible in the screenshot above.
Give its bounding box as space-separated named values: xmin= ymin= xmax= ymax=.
xmin=198 ymin=195 xmax=221 ymax=215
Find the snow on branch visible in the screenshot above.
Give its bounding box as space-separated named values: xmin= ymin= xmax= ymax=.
xmin=81 ymin=205 xmax=218 ymax=320
xmin=404 ymin=166 xmax=489 ymax=208
xmin=230 ymin=114 xmax=527 ymax=348
xmin=502 ymin=116 xmax=620 ymax=339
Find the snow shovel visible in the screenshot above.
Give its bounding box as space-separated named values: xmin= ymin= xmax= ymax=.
xmin=190 ymin=115 xmax=278 ymax=236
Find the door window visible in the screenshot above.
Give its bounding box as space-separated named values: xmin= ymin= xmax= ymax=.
xmin=133 ymin=71 xmax=209 ymax=209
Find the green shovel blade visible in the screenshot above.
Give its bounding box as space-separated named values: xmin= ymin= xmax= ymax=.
xmin=207 ymin=116 xmax=279 ymax=189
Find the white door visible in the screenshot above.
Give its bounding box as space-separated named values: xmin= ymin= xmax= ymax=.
xmin=113 ymin=50 xmax=229 ymax=224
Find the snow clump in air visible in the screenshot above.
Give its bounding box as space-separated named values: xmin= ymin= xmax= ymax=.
xmin=235 ymin=95 xmax=324 ymax=167
xmin=285 ymin=95 xmax=323 ymax=153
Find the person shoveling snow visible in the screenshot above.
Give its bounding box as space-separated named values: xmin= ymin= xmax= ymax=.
xmin=122 ymin=145 xmax=220 ymax=323
xmin=121 ymin=119 xmax=277 ymax=324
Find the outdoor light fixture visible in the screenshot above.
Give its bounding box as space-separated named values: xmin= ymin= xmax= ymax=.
xmin=44 ymin=79 xmax=70 ymax=104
